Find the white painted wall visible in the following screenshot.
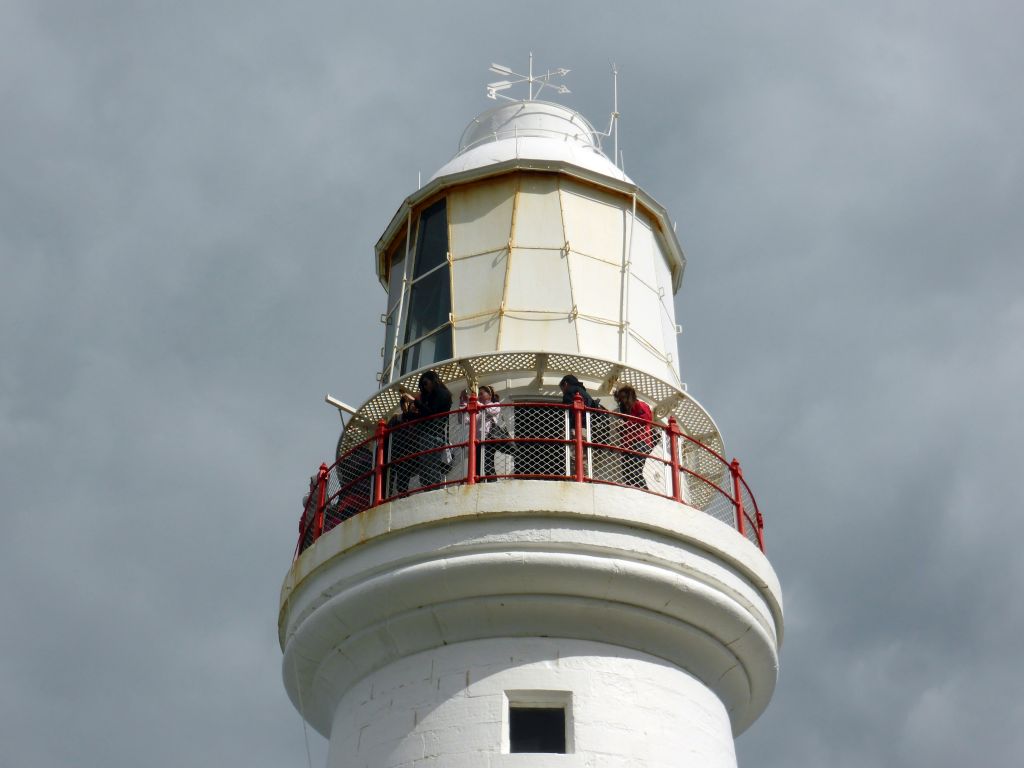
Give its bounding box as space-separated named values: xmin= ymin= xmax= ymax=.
xmin=280 ymin=482 xmax=783 ymax=744
xmin=328 ymin=637 xmax=737 ymax=768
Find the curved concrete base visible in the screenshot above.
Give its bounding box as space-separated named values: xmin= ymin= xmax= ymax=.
xmin=280 ymin=481 xmax=783 ymax=746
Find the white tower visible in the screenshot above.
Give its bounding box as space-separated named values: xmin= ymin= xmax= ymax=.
xmin=280 ymin=84 xmax=782 ymax=768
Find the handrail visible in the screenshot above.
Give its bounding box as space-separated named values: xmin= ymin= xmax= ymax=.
xmin=296 ymin=396 xmax=765 ymax=556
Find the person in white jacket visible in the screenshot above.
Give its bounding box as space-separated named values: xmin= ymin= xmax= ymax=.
xmin=475 ymin=385 xmax=502 ymax=480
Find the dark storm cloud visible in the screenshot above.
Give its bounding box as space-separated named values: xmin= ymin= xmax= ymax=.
xmin=2 ymin=2 xmax=1021 ymax=766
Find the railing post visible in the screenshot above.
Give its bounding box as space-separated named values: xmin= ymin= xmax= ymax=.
xmin=730 ymin=458 xmax=746 ymax=537
xmin=755 ymin=508 xmax=765 ymax=552
xmin=313 ymin=462 xmax=328 ymax=540
xmin=572 ymin=394 xmax=585 ymax=482
xmin=373 ymin=419 xmax=387 ymax=506
xmin=668 ymin=417 xmax=683 ymax=503
xmin=466 ymin=394 xmax=478 ymax=484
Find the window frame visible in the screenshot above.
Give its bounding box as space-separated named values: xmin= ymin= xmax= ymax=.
xmin=382 ymin=223 xmax=412 ymax=381
xmin=382 ymin=195 xmax=453 ymax=382
xmin=503 ymin=690 xmax=574 ymax=755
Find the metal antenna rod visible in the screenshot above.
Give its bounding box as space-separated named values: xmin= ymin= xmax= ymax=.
xmin=528 ymin=51 xmax=534 ymax=100
xmin=612 ymin=63 xmax=620 ymax=168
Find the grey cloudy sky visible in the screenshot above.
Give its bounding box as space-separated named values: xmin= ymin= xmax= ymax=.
xmin=2 ymin=1 xmax=1022 ymax=766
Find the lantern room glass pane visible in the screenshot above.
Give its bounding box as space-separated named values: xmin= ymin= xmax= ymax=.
xmin=386 ymin=235 xmax=406 ymax=312
xmin=400 ymin=326 xmax=452 ymax=375
xmin=412 ymin=199 xmax=448 ymax=279
xmin=404 ymin=266 xmax=450 ymax=344
xmin=394 ymin=197 xmax=453 ymax=375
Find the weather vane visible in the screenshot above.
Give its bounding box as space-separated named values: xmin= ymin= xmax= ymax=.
xmin=486 ymin=52 xmax=571 ymax=101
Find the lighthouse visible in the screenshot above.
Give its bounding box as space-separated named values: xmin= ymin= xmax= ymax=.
xmin=279 ymin=69 xmax=782 ymax=768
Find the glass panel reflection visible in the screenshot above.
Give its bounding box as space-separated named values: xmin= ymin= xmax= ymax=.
xmin=404 ymin=266 xmax=450 ymax=344
xmin=412 ymin=199 xmax=448 ymax=279
xmin=400 ymin=326 xmax=452 ymax=375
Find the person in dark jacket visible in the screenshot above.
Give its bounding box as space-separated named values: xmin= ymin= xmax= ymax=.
xmin=401 ymin=370 xmax=453 ymax=487
xmin=555 ymin=374 xmax=610 ymax=480
xmin=558 ymin=374 xmax=597 ymax=408
xmin=385 ymin=396 xmax=418 ymax=495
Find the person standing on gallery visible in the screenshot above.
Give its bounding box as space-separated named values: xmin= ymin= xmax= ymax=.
xmin=401 ymin=370 xmax=453 ymax=487
xmin=475 ymin=385 xmax=502 ymax=481
xmin=614 ymin=385 xmax=654 ymax=489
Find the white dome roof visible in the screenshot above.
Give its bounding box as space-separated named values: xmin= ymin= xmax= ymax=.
xmin=430 ymin=101 xmax=631 ymax=185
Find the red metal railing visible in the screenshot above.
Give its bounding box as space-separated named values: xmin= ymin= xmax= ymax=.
xmin=296 ymin=396 xmax=765 ymax=557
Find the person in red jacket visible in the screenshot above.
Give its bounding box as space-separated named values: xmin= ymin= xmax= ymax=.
xmin=614 ymin=385 xmax=654 ymax=489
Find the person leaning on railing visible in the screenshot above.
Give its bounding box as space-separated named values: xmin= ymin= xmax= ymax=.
xmin=614 ymin=385 xmax=654 ymax=489
xmin=385 ymin=395 xmax=418 ymax=495
xmin=334 ymin=446 xmax=374 ymax=523
xmin=475 ymin=385 xmax=502 ymax=480
xmin=559 ymin=373 xmax=612 ymax=450
xmin=558 ymin=374 xmax=599 ymax=409
xmin=401 ymin=370 xmax=453 ymax=487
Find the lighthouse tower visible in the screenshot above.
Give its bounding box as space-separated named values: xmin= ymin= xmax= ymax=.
xmin=280 ymin=77 xmax=782 ymax=768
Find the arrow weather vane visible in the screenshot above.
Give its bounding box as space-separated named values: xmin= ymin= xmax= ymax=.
xmin=486 ymin=52 xmax=571 ymax=102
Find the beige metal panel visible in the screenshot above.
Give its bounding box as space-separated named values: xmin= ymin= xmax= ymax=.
xmin=512 ymin=175 xmax=566 ymax=248
xmin=504 ymin=247 xmax=573 ymax=314
xmin=652 ymin=232 xmax=675 ymax=303
xmin=652 ymin=235 xmax=681 ymax=374
xmin=627 ymin=276 xmax=665 ymax=353
xmin=500 ymin=315 xmax=579 ymax=353
xmin=560 ymin=179 xmax=628 ymax=265
xmin=575 ymin=317 xmax=620 ymax=361
xmin=629 ymin=215 xmax=659 ymax=289
xmin=661 ymin=301 xmax=680 ymax=372
xmin=626 ymin=334 xmax=677 ymax=387
xmin=451 ymin=249 xmax=507 ymax=319
xmin=453 ymin=318 xmax=499 ymax=358
xmin=448 ymin=176 xmax=516 ymax=257
xmin=567 ymin=251 xmax=620 ymax=324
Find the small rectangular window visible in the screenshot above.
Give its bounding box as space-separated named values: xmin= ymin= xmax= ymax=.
xmin=509 ymin=707 xmax=565 ymax=754
xmin=505 ymin=690 xmax=572 ymax=755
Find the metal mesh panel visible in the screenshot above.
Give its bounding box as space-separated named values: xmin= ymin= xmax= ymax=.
xmin=383 ymin=419 xmax=417 ymax=497
xmin=641 ymin=427 xmax=671 ymax=495
xmin=672 ymin=395 xmax=724 ymax=458
xmin=382 ymin=411 xmax=465 ymax=498
xmin=587 ymin=409 xmax=617 ymax=483
xmin=340 ymin=351 xmax=725 ymax=457
xmin=431 ymin=360 xmax=467 ymax=383
xmin=367 ymin=389 xmax=403 ymax=421
xmin=685 ymin=471 xmax=738 ymax=529
xmin=324 ymin=440 xmax=375 ymax=532
xmin=679 ymin=437 xmax=729 ymax=511
xmin=298 ymin=400 xmax=764 ymax=557
xmin=619 ymin=413 xmax=660 ymax=490
xmin=546 ymin=354 xmax=614 ymax=380
xmin=297 ymin=475 xmax=321 ymax=554
xmin=476 ymin=405 xmax=518 ymax=480
xmin=503 ymin=404 xmax=571 ymax=478
xmin=588 ymin=413 xmax=670 ymax=494
xmin=471 ymin=352 xmax=538 ymax=373
xmin=737 ymin=478 xmax=761 ymax=548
